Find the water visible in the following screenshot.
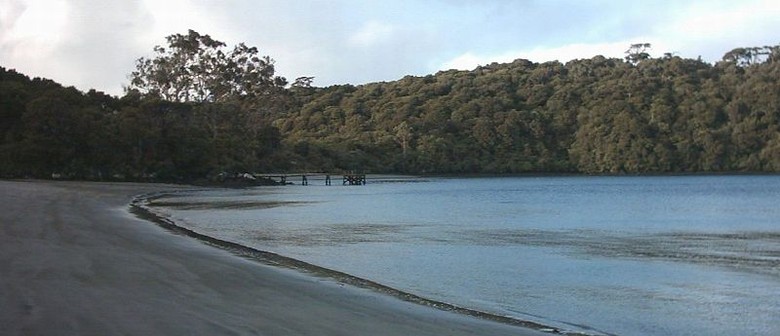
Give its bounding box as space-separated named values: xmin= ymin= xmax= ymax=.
xmin=150 ymin=176 xmax=780 ymax=335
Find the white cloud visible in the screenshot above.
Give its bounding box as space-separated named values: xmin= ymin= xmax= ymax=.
xmin=440 ymin=52 xmax=483 ymax=70
xmin=139 ymin=0 xmax=232 ymax=46
xmin=0 ymin=0 xmax=69 ymax=66
xmin=655 ymin=0 xmax=780 ymax=61
xmin=439 ymin=0 xmax=780 ymax=71
xmin=2 ymin=0 xmax=780 ymax=95
xmin=440 ymin=41 xmax=632 ymax=71
xmin=666 ymin=0 xmax=778 ymax=39
xmin=348 ymin=21 xmax=396 ymax=47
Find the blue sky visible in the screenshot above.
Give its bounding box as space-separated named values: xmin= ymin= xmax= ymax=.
xmin=1 ymin=0 xmax=779 ymax=96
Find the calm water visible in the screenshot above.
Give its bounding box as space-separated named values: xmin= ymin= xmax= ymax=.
xmin=151 ymin=176 xmax=780 ymax=335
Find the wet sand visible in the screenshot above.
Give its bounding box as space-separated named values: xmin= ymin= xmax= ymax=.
xmin=0 ymin=180 xmax=549 ymax=336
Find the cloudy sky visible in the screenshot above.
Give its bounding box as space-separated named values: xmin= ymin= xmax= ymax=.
xmin=1 ymin=0 xmax=779 ymax=96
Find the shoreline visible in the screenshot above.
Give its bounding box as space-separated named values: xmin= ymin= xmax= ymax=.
xmin=132 ymin=191 xmax=583 ymax=335
xmin=0 ymin=180 xmax=554 ymax=336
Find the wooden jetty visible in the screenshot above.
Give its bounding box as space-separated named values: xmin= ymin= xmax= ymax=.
xmin=253 ymin=172 xmax=366 ymax=186
xmin=342 ymin=173 xmax=366 ymax=185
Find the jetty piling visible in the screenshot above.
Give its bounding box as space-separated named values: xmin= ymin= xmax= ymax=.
xmin=342 ymin=173 xmax=366 ymax=185
xmin=251 ymin=173 xmax=365 ymax=186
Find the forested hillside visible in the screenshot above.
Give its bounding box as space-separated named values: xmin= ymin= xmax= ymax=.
xmin=281 ymin=47 xmax=780 ymax=174
xmin=1 ymin=31 xmax=779 ymax=181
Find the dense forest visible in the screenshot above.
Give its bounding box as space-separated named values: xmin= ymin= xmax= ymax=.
xmin=1 ymin=31 xmax=779 ymax=181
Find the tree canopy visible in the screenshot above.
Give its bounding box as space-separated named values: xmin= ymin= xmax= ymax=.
xmin=1 ymin=31 xmax=780 ymax=181
xmin=128 ymin=29 xmax=287 ymax=103
xmin=278 ymin=43 xmax=780 ymax=174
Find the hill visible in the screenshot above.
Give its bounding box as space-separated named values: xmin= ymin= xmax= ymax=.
xmin=2 ymin=41 xmax=779 ymax=180
xmin=280 ymin=48 xmax=780 ymax=174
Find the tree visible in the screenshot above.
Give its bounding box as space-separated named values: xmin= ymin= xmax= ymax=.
xmin=8 ymin=39 xmax=780 ymax=179
xmin=127 ymin=29 xmax=287 ymax=103
xmin=17 ymin=94 xmax=83 ymax=177
xmin=0 ymin=81 xmax=28 ymax=142
xmin=721 ymin=45 xmax=780 ymax=66
xmin=393 ymin=121 xmax=413 ymax=157
xmin=625 ymin=43 xmax=652 ymax=65
xmin=292 ymin=76 xmax=315 ymax=88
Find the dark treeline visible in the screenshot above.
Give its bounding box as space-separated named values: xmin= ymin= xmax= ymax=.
xmin=283 ymin=45 xmax=780 ymax=174
xmin=1 ymin=32 xmax=779 ymax=181
xmin=0 ymin=71 xmax=291 ymax=181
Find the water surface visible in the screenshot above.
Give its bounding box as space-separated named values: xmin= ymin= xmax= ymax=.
xmin=152 ymin=176 xmax=780 ymax=335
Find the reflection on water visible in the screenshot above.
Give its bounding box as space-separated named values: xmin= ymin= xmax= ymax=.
xmin=237 ymin=220 xmax=780 ymax=278
xmin=148 ymin=199 xmax=313 ymax=210
xmin=152 ymin=176 xmax=780 ymax=336
xmin=460 ymin=229 xmax=780 ymax=277
xmin=252 ymin=223 xmax=419 ymax=246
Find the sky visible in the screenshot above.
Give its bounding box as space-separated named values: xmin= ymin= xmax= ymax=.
xmin=1 ymin=0 xmax=779 ymax=96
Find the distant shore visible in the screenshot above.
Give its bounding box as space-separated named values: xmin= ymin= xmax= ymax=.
xmin=0 ymin=180 xmax=549 ymax=336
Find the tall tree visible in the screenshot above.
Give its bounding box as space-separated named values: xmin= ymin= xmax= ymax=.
xmin=625 ymin=43 xmax=652 ymax=65
xmin=127 ymin=29 xmax=287 ymax=103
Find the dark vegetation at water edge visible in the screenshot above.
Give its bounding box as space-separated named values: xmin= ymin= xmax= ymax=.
xmin=1 ymin=30 xmax=779 ymax=181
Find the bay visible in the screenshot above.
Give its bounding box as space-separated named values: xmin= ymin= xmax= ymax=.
xmin=151 ymin=175 xmax=780 ymax=336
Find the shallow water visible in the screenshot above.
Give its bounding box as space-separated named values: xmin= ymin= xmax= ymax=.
xmin=153 ymin=176 xmax=780 ymax=335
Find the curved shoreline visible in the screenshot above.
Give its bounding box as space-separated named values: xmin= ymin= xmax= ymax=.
xmin=4 ymin=180 xmax=566 ymax=336
xmin=130 ymin=190 xmax=600 ymax=336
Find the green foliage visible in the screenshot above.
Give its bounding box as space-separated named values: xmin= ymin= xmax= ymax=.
xmin=128 ymin=29 xmax=287 ymax=103
xmin=0 ymin=30 xmax=291 ymax=181
xmin=625 ymin=43 xmax=652 ymax=65
xmin=282 ymin=45 xmax=780 ymax=174
xmin=2 ymin=39 xmax=780 ymax=180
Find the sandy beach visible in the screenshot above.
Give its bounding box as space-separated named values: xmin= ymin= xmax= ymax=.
xmin=0 ymin=180 xmax=549 ymax=336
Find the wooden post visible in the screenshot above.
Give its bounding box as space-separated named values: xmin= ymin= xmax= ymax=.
xmin=341 ymin=173 xmax=366 ymax=186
